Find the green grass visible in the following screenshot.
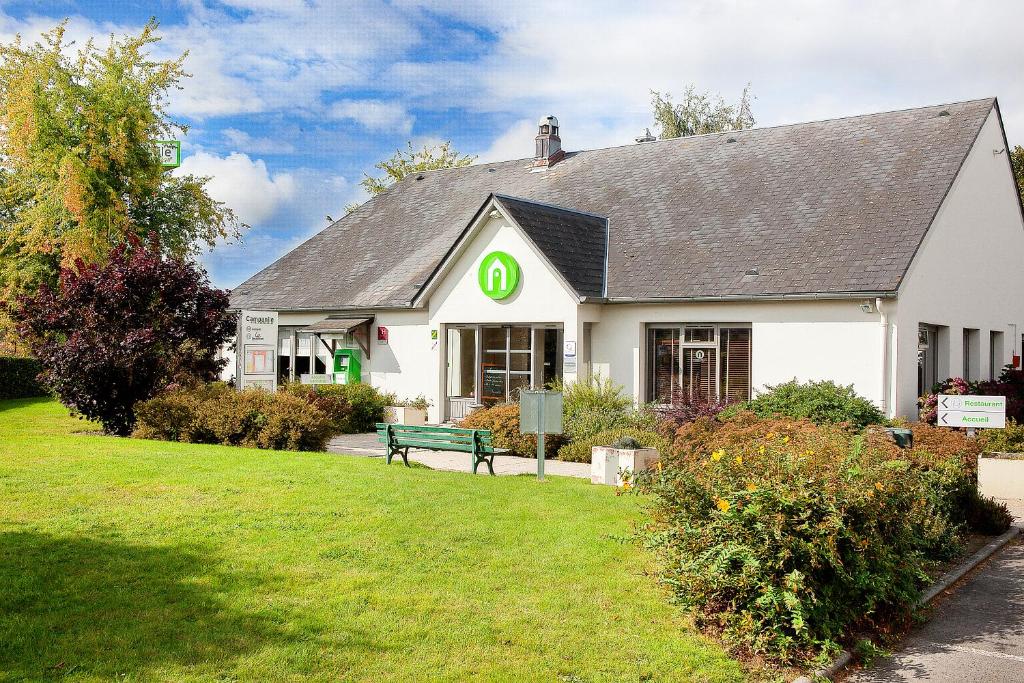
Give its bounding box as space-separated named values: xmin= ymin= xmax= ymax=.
xmin=0 ymin=398 xmax=743 ymax=682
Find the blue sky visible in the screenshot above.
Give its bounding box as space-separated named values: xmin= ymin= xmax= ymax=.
xmin=3 ymin=1 xmax=1023 ymax=288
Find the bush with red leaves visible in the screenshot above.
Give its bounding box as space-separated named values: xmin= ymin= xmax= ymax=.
xmin=13 ymin=238 xmax=235 ymax=435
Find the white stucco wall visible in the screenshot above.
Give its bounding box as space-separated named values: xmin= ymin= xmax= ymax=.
xmin=894 ymin=107 xmax=1024 ymax=417
xmin=591 ymin=300 xmax=885 ymax=407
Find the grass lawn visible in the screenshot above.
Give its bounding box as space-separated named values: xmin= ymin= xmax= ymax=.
xmin=0 ymin=398 xmax=743 ymax=682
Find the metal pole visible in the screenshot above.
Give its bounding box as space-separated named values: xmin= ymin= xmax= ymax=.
xmin=537 ymin=392 xmax=545 ymax=481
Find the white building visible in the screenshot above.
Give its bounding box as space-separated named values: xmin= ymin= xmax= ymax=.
xmin=229 ymin=99 xmax=1024 ymax=423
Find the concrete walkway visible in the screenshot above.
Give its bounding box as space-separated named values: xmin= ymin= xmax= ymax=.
xmin=846 ymin=498 xmax=1024 ymax=682
xmin=327 ymin=432 xmax=591 ymax=479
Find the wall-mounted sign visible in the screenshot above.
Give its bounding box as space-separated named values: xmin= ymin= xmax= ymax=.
xmin=431 ymin=329 xmax=438 ymax=341
xmin=157 ymin=140 xmax=181 ymax=168
xmin=563 ymin=339 xmax=577 ymax=374
xmin=240 ymin=310 xmax=278 ymax=391
xmin=377 ymin=326 xmax=389 ymax=344
xmin=478 ymin=251 xmax=520 ymax=300
xmin=937 ymin=394 xmax=1006 ymax=429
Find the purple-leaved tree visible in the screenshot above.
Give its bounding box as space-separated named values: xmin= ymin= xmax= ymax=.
xmin=13 ymin=237 xmax=235 ymax=435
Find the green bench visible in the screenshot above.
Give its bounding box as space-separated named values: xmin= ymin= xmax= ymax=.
xmin=375 ymin=423 xmax=507 ymax=475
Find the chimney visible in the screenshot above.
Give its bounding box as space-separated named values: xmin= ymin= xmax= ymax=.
xmin=534 ymin=115 xmax=565 ymax=168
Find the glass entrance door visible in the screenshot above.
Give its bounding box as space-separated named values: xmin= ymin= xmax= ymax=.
xmin=480 ymin=325 xmax=533 ymax=406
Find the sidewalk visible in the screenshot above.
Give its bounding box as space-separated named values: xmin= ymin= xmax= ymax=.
xmin=327 ymin=433 xmax=591 ymax=479
xmin=846 ymin=498 xmax=1024 ymax=682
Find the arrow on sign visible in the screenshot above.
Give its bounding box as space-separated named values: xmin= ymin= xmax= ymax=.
xmin=940 ymin=396 xmax=950 ymax=408
xmin=940 ymin=412 xmax=949 ymax=424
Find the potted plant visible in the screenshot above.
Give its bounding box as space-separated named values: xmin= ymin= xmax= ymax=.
xmin=385 ymin=395 xmax=432 ymax=426
xmin=591 ymin=436 xmax=660 ymax=486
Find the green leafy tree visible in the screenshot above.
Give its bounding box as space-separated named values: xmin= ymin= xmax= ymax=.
xmin=0 ymin=20 xmax=242 ymax=313
xmin=650 ymin=84 xmax=755 ymax=139
xmin=1009 ymin=145 xmax=1024 ymax=205
xmin=347 ymin=141 xmax=475 ymax=212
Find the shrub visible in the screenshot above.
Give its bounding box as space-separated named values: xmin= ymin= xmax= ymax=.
xmin=656 ymin=391 xmax=734 ymax=437
xmin=918 ymin=377 xmax=975 ymax=424
xmin=13 ymin=238 xmax=234 ymax=435
xmin=557 ymin=427 xmax=670 ymax=463
xmin=980 ymin=420 xmax=1024 ymax=453
xmin=302 ymin=383 xmax=394 ymax=433
xmin=920 ymin=368 xmax=1024 ymax=424
xmin=635 ymin=413 xmax=995 ymax=664
xmin=553 ymin=375 xmax=654 ymax=443
xmin=134 ymin=383 xmax=341 ymax=451
xmin=0 ymin=356 xmax=45 ymax=399
xmin=745 ymin=379 xmax=885 ymax=429
xmin=279 ymin=382 xmax=353 ymax=435
xmin=458 ymin=403 xmax=563 ymax=458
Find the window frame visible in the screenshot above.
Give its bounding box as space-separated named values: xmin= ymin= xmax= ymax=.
xmin=645 ymin=323 xmax=752 ymax=405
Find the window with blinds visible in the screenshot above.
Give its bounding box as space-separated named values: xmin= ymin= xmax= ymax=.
xmin=646 ymin=324 xmax=752 ymax=404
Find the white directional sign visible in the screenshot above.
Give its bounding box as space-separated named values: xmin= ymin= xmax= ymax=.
xmin=937 ymin=395 xmax=1006 ymax=429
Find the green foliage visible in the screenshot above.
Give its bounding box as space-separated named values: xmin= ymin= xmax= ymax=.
xmin=743 ymin=379 xmax=885 ymax=429
xmin=458 ymin=402 xmax=563 ymax=458
xmin=558 ymin=427 xmax=670 ymax=463
xmin=282 ymin=381 xmax=392 ymax=433
xmin=0 ymin=356 xmax=44 ymax=398
xmin=636 ymin=413 xmax=1002 ymax=664
xmin=980 ymin=419 xmax=1024 ymax=453
xmin=0 ymin=20 xmax=242 ymax=309
xmin=1011 ymin=145 xmax=1024 ymax=206
xmin=550 ymin=375 xmax=654 ymax=444
xmin=133 ymin=383 xmax=346 ymax=451
xmin=347 ymin=141 xmax=475 ymax=211
xmin=650 ymin=84 xmax=755 ymax=139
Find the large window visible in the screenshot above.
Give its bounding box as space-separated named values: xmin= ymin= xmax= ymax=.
xmin=646 ymin=324 xmax=751 ymax=404
xmin=918 ymin=324 xmax=937 ymax=397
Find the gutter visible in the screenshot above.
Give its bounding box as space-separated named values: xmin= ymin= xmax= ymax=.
xmin=581 ymin=291 xmax=897 ymax=304
xmin=877 ymin=297 xmax=891 ymax=416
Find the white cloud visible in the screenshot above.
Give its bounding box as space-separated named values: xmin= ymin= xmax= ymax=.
xmin=329 ymin=100 xmax=414 ymax=134
xmin=222 ymin=128 xmax=295 ymax=154
xmin=175 ymin=151 xmax=295 ymax=225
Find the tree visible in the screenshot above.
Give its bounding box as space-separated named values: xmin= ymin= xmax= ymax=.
xmin=347 ymin=141 xmax=475 ymax=212
xmin=0 ymin=20 xmax=242 ymax=310
xmin=1009 ymin=145 xmax=1024 ymax=205
xmin=650 ymin=84 xmax=755 ymax=139
xmin=12 ymin=237 xmax=235 ymax=435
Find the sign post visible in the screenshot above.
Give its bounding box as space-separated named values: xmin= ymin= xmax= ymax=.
xmin=239 ymin=310 xmax=279 ymax=391
xmin=520 ymin=390 xmax=563 ymax=481
xmin=937 ymin=394 xmax=1006 ymax=430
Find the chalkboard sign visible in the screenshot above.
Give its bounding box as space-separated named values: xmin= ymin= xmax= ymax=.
xmin=481 ymin=365 xmax=505 ymax=401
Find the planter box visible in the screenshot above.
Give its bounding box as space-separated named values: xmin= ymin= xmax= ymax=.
xmin=591 ymin=446 xmax=659 ymax=486
xmin=979 ymin=452 xmax=1024 ymax=500
xmin=384 ymin=406 xmax=427 ymax=426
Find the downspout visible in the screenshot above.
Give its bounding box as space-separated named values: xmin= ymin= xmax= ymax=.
xmin=877 ymin=297 xmax=890 ymax=417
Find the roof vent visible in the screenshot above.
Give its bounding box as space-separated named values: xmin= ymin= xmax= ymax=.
xmin=534 ymin=115 xmax=565 ymax=168
xmin=744 ymin=268 xmax=759 ymax=276
xmin=415 ymin=174 xmax=425 ymax=180
xmin=487 ymin=168 xmax=496 ymax=172
xmin=634 ymin=128 xmax=656 ymax=143
xmin=938 ymin=110 xmax=951 ymax=117
xmin=726 ymin=137 xmax=738 ymax=143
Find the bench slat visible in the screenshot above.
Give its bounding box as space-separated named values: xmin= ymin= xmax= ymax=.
xmin=388 ymin=438 xmax=476 ymax=453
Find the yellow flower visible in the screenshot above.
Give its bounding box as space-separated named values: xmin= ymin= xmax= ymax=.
xmin=766 ymin=432 xmax=777 ymax=439
xmin=656 ymin=461 xmax=663 ymax=473
xmin=734 ymin=455 xmax=743 ymax=465
xmin=711 ymin=449 xmax=724 ymax=462
xmin=621 ymin=481 xmax=632 ymax=491
xmin=783 ymin=435 xmax=790 ymax=444
xmin=875 ymin=482 xmax=884 ymax=492
xmin=758 ymin=445 xmax=766 ymax=455
xmin=746 ymin=482 xmax=757 ymax=492
xmin=806 ymin=449 xmax=815 ymax=456
xmin=716 ymin=498 xmax=731 ymax=513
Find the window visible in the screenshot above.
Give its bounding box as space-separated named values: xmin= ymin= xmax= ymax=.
xmin=918 ymin=324 xmax=937 ymax=397
xmin=963 ymin=328 xmax=979 ymax=381
xmin=990 ymin=331 xmax=1005 ymax=380
xmin=646 ymin=324 xmax=751 ymax=404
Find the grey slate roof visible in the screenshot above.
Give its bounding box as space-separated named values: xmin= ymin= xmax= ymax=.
xmin=230 ymin=98 xmax=997 ymax=310
xmin=493 ymin=194 xmax=607 ymax=298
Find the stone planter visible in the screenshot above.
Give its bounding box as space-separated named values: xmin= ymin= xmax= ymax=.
xmin=979 ymin=452 xmax=1024 ymax=499
xmin=384 ymin=406 xmax=427 ymax=426
xmin=591 ymin=446 xmax=659 ymax=486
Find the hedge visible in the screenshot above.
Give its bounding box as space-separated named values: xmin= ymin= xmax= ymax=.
xmin=0 ymin=356 xmax=46 ymax=399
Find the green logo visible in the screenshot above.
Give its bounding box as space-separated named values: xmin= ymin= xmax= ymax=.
xmin=478 ymin=251 xmax=520 ymax=300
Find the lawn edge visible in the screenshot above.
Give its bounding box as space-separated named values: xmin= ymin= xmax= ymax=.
xmin=791 ymin=524 xmax=1022 ymax=683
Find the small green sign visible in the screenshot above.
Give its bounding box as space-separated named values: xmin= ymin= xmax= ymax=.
xmin=157 ymin=140 xmax=181 ymax=168
xmin=478 ymin=251 xmax=520 ymax=300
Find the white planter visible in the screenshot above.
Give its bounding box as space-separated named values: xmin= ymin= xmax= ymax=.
xmin=590 ymin=446 xmax=659 ymax=486
xmin=384 ymin=406 xmax=427 ymax=426
xmin=979 ymin=452 xmax=1024 ymax=500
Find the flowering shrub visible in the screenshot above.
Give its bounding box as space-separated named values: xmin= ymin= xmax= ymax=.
xmin=655 ymin=391 xmax=734 ymax=437
xmin=919 ymin=367 xmax=1024 ymax=424
xmin=635 ymin=413 xmax=1005 ymax=664
xmin=918 ymin=377 xmax=974 ymax=423
xmin=457 ymin=403 xmax=563 ymax=458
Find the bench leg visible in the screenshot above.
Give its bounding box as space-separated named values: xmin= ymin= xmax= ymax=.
xmin=473 ymin=454 xmax=495 ymax=475
xmin=401 ymin=447 xmax=410 ymax=467
xmin=485 ymin=455 xmax=495 ymax=476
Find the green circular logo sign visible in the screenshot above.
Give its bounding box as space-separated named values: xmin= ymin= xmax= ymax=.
xmin=478 ymin=251 xmax=520 ymax=300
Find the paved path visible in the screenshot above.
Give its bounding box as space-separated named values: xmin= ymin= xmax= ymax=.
xmin=846 ymin=498 xmax=1024 ymax=682
xmin=327 ymin=432 xmax=591 ymax=479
